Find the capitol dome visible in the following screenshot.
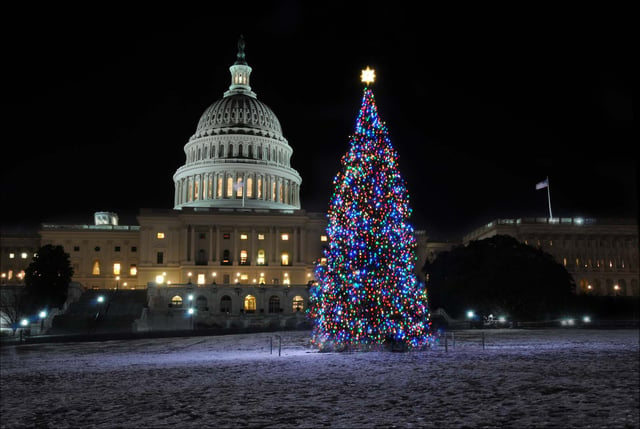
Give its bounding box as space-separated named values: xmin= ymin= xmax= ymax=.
xmin=173 ymin=36 xmax=302 ymax=211
xmin=193 ymin=95 xmax=283 ymax=140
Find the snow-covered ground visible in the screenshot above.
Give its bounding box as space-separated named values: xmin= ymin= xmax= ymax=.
xmin=1 ymin=328 xmax=638 ymax=428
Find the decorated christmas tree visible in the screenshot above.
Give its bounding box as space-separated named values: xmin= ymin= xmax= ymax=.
xmin=309 ymin=68 xmax=432 ymax=352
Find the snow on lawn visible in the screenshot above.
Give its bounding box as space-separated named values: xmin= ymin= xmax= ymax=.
xmin=1 ymin=328 xmax=638 ymax=428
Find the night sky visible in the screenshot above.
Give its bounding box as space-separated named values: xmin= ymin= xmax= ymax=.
xmin=1 ymin=4 xmax=635 ymax=239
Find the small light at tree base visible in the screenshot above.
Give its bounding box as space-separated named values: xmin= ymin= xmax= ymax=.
xmin=360 ymin=67 xmax=375 ymax=85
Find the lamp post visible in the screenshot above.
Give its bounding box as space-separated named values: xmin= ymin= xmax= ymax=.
xmin=115 ymin=276 xmax=120 ymax=292
xmin=96 ymin=295 xmax=105 ymax=318
xmin=188 ymin=272 xmax=192 ymax=284
xmin=39 ymin=310 xmax=47 ymax=334
xmin=188 ymin=307 xmax=195 ymax=330
xmin=467 ymin=310 xmax=475 ymax=329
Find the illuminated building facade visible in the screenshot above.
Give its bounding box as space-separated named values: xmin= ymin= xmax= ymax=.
xmin=463 ymin=217 xmax=639 ymax=296
xmin=1 ymin=40 xmax=637 ymax=333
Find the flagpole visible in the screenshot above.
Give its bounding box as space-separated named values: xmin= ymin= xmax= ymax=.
xmin=546 ymin=176 xmax=553 ymax=219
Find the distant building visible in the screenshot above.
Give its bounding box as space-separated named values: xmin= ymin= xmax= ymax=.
xmin=463 ymin=217 xmax=639 ymax=296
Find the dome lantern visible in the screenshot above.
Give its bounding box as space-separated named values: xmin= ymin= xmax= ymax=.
xmin=224 ymin=35 xmax=256 ymax=99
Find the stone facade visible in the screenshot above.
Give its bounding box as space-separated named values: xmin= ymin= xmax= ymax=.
xmin=463 ymin=217 xmax=639 ymax=296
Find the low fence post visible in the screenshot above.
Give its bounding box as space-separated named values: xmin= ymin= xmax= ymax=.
xmin=275 ymin=334 xmax=282 ymax=356
xmin=444 ymin=333 xmax=448 ymax=352
xmin=482 ymin=332 xmax=485 ymax=350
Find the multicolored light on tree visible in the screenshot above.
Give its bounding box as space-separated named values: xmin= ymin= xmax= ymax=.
xmin=309 ymin=79 xmax=432 ymax=351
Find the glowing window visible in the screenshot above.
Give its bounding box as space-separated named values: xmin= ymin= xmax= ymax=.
xmin=258 ymin=234 xmax=265 ymax=240
xmin=113 ymin=263 xmax=121 ymax=275
xmin=320 ymin=235 xmax=328 ymax=242
xmin=320 ymin=257 xmax=327 ymax=266
xmin=227 ymin=177 xmax=233 ymax=197
xmin=171 ymin=296 xmax=183 ymax=307
xmin=129 ymin=265 xmax=137 ymax=276
xmin=293 ymin=295 xmax=304 ymax=312
xmin=257 ymin=250 xmax=265 ymax=265
xmin=240 ymin=250 xmax=248 ymax=264
xmin=247 ymin=177 xmax=253 ymax=198
xmin=240 ymin=234 xmax=248 ymax=240
xmin=157 ymin=232 xmax=165 ymax=239
xmin=244 ymin=295 xmax=256 ymax=312
xmin=240 ymin=274 xmax=249 ymax=281
xmin=92 ymin=260 xmax=101 ymax=275
xmin=197 ymin=274 xmax=205 ymax=285
xmin=21 ymin=252 xmax=28 ymax=259
xmin=281 ymin=234 xmax=289 ymax=241
xmin=257 ymin=177 xmax=262 ymax=198
xmin=9 ymin=253 xmax=14 ymax=259
xmin=217 ymin=177 xmax=223 ymax=197
xmin=281 ymin=252 xmax=289 ymax=266
xmin=236 ymin=178 xmax=243 ymax=197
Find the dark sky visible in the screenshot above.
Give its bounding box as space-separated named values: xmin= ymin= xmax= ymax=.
xmin=1 ymin=3 xmax=635 ymax=240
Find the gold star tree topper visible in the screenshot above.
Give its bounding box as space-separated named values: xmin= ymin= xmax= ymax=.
xmin=360 ymin=67 xmax=376 ymax=85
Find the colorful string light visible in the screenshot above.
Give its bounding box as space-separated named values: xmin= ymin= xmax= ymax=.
xmin=308 ymin=87 xmax=432 ymax=351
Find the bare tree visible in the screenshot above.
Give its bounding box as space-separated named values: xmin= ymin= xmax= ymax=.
xmin=0 ymin=285 xmax=29 ymax=335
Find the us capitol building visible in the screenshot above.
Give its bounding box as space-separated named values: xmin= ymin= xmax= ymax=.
xmin=1 ymin=39 xmax=638 ymax=333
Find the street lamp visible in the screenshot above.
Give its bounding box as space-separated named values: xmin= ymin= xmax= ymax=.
xmin=188 ymin=272 xmax=192 ymax=284
xmin=39 ymin=310 xmax=47 ymax=334
xmin=96 ymin=295 xmax=105 ymax=317
xmin=188 ymin=307 xmax=195 ymax=330
xmin=19 ymin=318 xmax=29 ymax=341
xmin=115 ymin=276 xmax=120 ymax=291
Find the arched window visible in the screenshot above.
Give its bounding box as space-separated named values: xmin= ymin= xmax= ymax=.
xmin=222 ymin=250 xmax=231 ymax=265
xmin=257 ymin=249 xmax=265 ymax=265
xmin=92 ymin=260 xmax=101 ymax=275
xmin=171 ymin=296 xmax=183 ymax=308
xmin=281 ymin=252 xmax=289 ymax=266
xmin=236 ymin=177 xmax=243 ymax=198
xmin=220 ymin=295 xmax=232 ymax=313
xmin=240 ymin=250 xmax=248 ymax=265
xmin=268 ymin=296 xmax=280 ymax=313
xmin=228 ymin=144 xmax=234 ymax=157
xmin=246 ymin=177 xmax=253 ymax=198
xmin=244 ymin=295 xmax=256 ymax=312
xmin=226 ymin=177 xmax=233 ymax=197
xmin=293 ymin=295 xmax=304 ymax=312
xmin=196 ymin=295 xmax=208 ymax=311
